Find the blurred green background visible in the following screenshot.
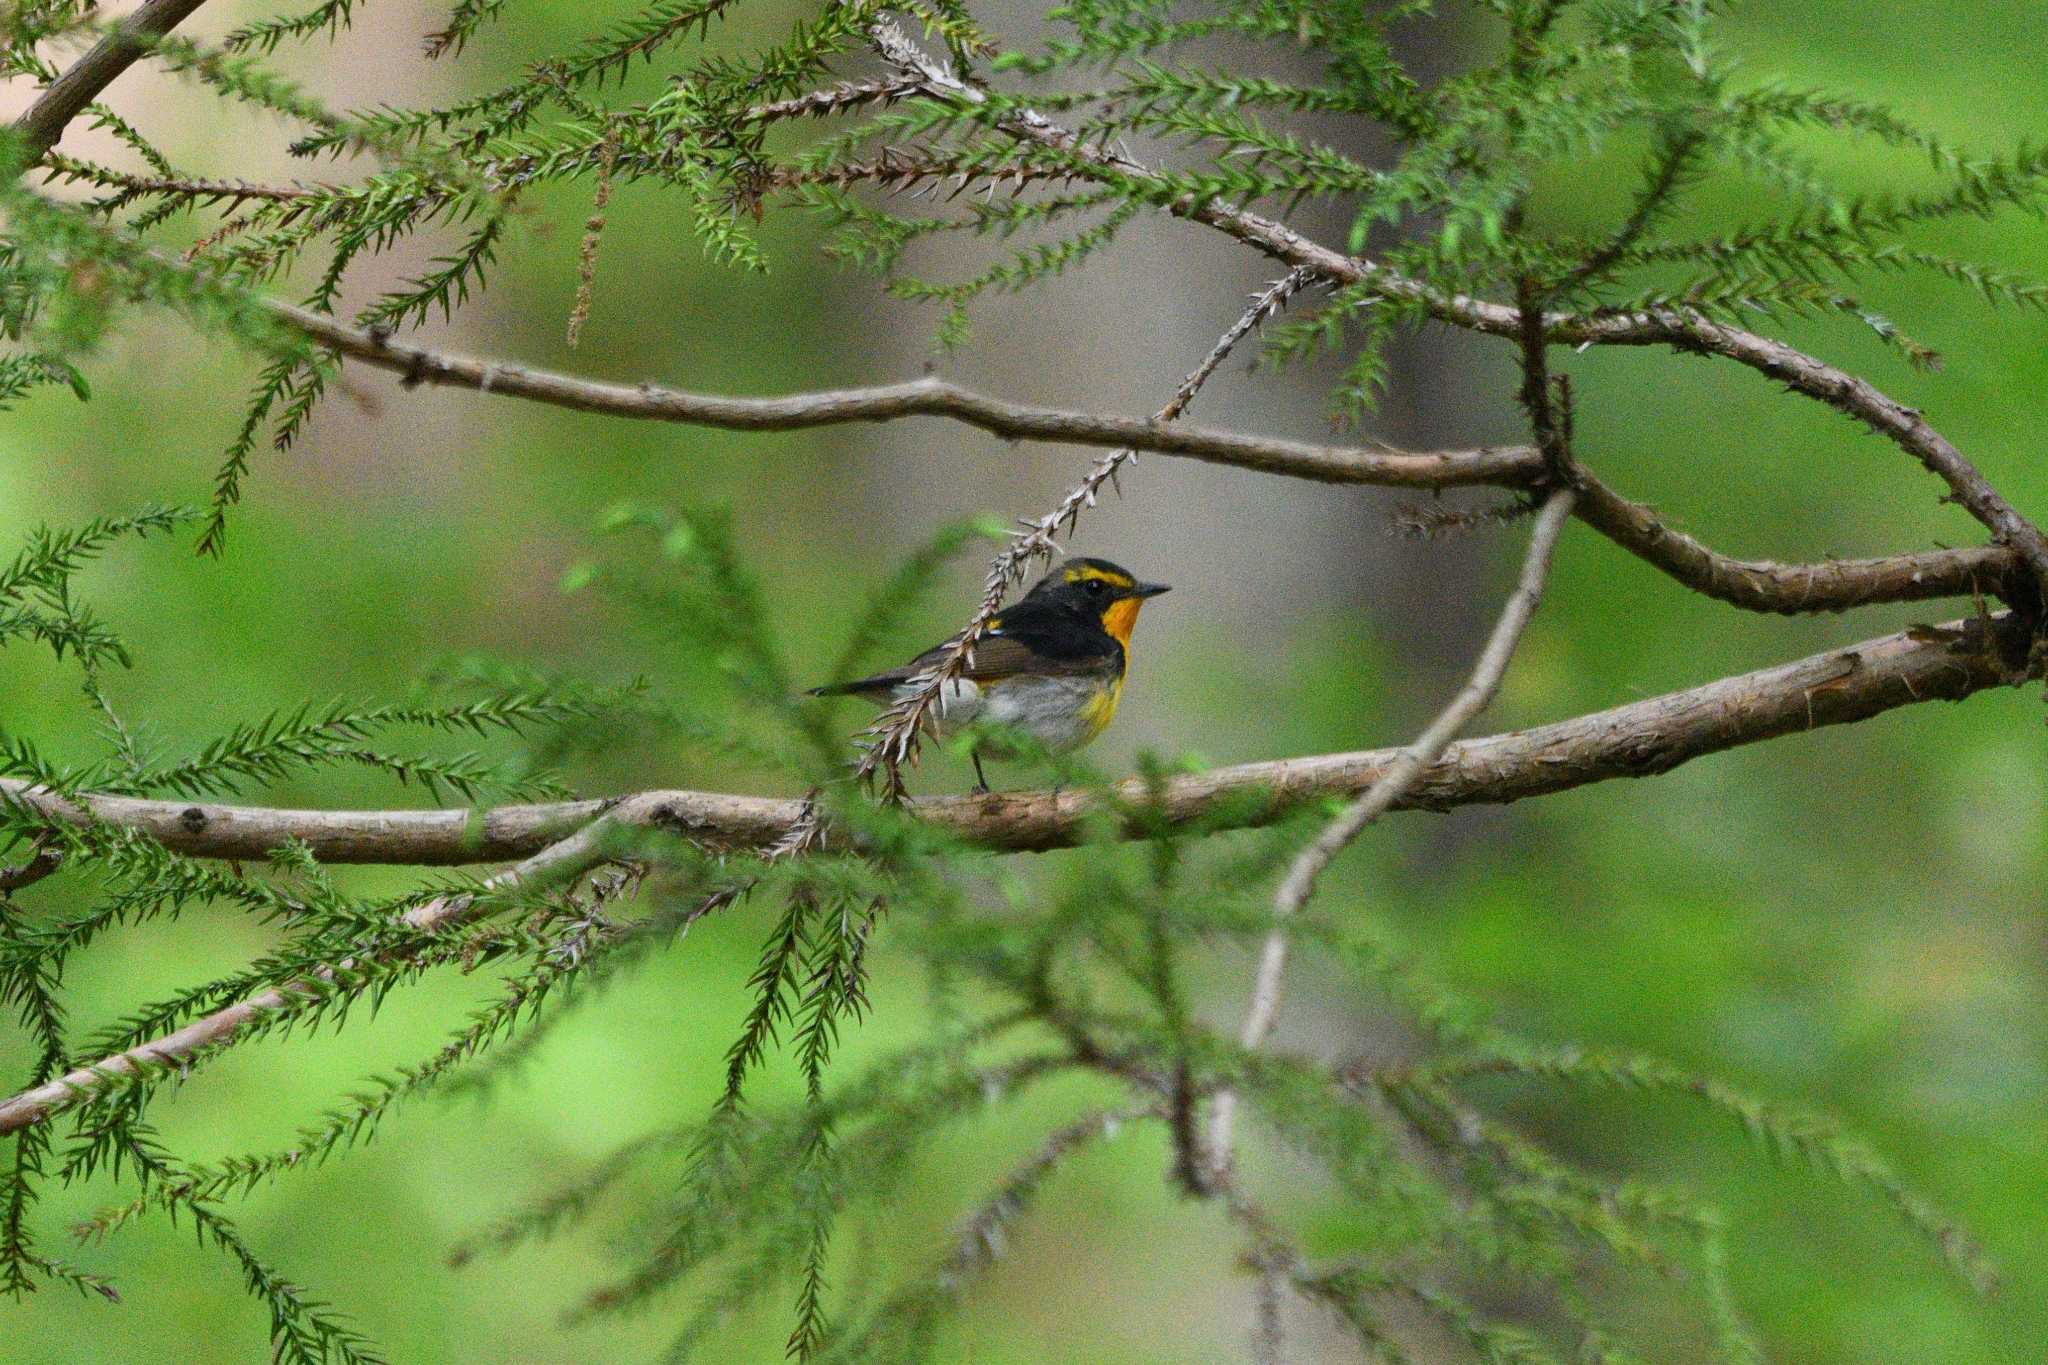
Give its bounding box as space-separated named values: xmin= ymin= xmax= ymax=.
xmin=4 ymin=2 xmax=2046 ymax=1361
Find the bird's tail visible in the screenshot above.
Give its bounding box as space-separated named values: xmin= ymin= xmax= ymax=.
xmin=805 ymin=678 xmax=885 ymax=698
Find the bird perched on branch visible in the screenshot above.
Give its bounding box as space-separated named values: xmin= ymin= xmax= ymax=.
xmin=808 ymin=557 xmax=1171 ymax=791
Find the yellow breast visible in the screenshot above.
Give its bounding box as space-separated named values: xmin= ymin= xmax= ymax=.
xmin=1082 ymin=599 xmax=1146 ymax=742
xmin=1077 ymin=672 xmax=1125 ymax=743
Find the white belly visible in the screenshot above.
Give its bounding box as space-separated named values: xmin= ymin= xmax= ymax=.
xmin=891 ymin=674 xmax=1105 ymax=754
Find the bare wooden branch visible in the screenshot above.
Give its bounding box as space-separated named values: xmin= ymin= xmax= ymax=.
xmin=1206 ymin=488 xmax=1577 ymax=1177
xmin=2 ymin=612 xmax=2031 ymax=874
xmin=0 ymin=787 xmax=615 ymax=865
xmin=267 ymin=299 xmax=1530 ymax=490
xmin=9 ymin=0 xmax=214 ymax=165
xmin=1587 ymin=313 xmax=2048 ymax=596
xmin=1273 ymin=487 xmax=1575 ymax=977
xmin=1572 ymin=472 xmax=2018 ymax=614
xmin=1295 ymin=290 xmax=2048 ymax=605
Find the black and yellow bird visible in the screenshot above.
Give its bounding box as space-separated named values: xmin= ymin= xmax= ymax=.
xmin=808 ymin=557 xmax=1171 ymax=790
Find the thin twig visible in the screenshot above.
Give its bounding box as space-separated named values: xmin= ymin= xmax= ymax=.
xmin=0 ymin=815 xmax=619 ymax=1135
xmin=1207 ymin=1164 xmax=1309 ymax=1364
xmin=851 ymin=267 xmax=1317 ymax=794
xmin=937 ymin=1107 xmax=1147 ymax=1292
xmin=1252 ymin=1261 xmax=1286 ymax=1365
xmin=1167 ymin=1057 xmax=1207 ymax=1198
xmin=1205 ymin=489 xmax=1579 ymax=1176
xmin=37 ymin=153 xmax=321 ymax=205
xmin=1556 ymin=129 xmax=1707 ymax=295
xmin=1514 ymin=277 xmax=1569 ymax=480
xmin=564 ymin=128 xmax=618 ymax=347
xmin=742 ymin=78 xmax=926 ymax=125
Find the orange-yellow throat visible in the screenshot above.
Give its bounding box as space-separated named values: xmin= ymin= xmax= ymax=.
xmin=1100 ymin=596 xmax=1144 ymax=647
xmin=1077 ymin=597 xmax=1145 ymax=744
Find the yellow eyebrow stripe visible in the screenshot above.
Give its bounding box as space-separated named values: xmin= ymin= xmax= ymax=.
xmin=1065 ymin=565 xmax=1135 ymax=589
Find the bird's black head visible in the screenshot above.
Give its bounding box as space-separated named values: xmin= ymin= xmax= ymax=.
xmin=1023 ymin=558 xmax=1171 ymax=642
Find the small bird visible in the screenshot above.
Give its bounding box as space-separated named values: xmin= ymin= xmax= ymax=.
xmin=808 ymin=557 xmax=1171 ymax=791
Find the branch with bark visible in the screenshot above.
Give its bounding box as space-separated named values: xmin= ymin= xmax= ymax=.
xmin=0 ymin=602 xmax=2031 ymax=1140
xmin=0 ymin=611 xmax=2028 ymax=875
xmin=8 ymin=0 xmax=212 ymax=165
xmin=243 ymin=305 xmax=2019 ymax=621
xmin=272 ymin=299 xmax=1525 ymax=488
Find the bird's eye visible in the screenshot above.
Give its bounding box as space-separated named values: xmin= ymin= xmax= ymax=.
xmin=1085 ymin=579 xmax=1107 ymax=593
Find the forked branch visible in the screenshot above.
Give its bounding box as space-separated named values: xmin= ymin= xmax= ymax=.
xmin=867 ymin=19 xmax=2048 ymax=599
xmin=0 ymin=793 xmax=834 ymax=1138
xmin=263 ymin=304 xmax=2036 ymax=617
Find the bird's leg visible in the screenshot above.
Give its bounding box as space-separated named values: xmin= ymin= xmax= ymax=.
xmin=971 ymin=750 xmax=991 ymax=794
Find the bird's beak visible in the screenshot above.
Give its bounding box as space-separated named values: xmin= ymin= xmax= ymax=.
xmin=1132 ymin=581 xmax=1171 ymax=598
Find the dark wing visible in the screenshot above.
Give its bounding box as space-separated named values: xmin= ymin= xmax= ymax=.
xmin=808 ymin=608 xmax=1116 ymax=697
